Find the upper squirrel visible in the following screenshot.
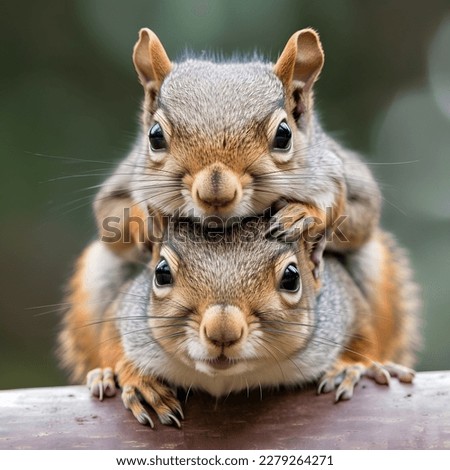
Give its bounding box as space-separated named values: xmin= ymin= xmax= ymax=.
xmin=94 ymin=28 xmax=381 ymax=260
xmin=59 ymin=216 xmax=419 ymax=428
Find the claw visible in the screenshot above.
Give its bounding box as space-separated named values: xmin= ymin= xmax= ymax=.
xmin=318 ymin=360 xmax=411 ymax=403
xmin=137 ymin=411 xmax=155 ymax=428
xmin=363 ymin=362 xmax=390 ymax=385
xmin=317 ymin=369 xmax=345 ymax=395
xmin=384 ymin=362 xmax=415 ymax=383
xmin=165 ymin=413 xmax=181 ymax=428
xmin=335 ymin=385 xmax=353 ymax=402
xmin=86 ymin=367 xmax=116 ymax=401
xmin=317 ymin=380 xmax=326 ymax=395
xmin=98 ymin=382 xmax=104 ymax=401
xmin=317 ymin=378 xmax=335 ymax=395
xmin=334 ymin=365 xmax=363 ymax=401
xmin=118 ymin=370 xmax=184 ymax=428
xmin=122 ymin=386 xmax=155 ymax=428
xmin=104 ymin=383 xmax=115 ymax=397
xmin=175 ymin=403 xmax=185 ymax=420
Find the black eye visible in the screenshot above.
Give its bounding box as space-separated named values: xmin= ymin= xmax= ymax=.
xmin=154 ymin=259 xmax=173 ymax=286
xmin=279 ymin=263 xmax=300 ymax=292
xmin=149 ymin=123 xmax=167 ymax=151
xmin=273 ymin=120 xmax=292 ymax=150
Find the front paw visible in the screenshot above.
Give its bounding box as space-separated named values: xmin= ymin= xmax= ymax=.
xmin=87 ymin=367 xmax=117 ymax=401
xmin=119 ymin=374 xmax=184 ymax=428
xmin=265 ymin=203 xmax=325 ymax=243
xmin=317 ymin=361 xmax=415 ymax=402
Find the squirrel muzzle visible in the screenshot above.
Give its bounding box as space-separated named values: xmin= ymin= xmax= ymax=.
xmin=191 ymin=163 xmax=242 ymax=215
xmin=200 ymin=304 xmax=248 ymax=354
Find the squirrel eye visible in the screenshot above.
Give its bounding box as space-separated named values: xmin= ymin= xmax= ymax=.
xmin=149 ymin=123 xmax=167 ymax=151
xmin=279 ymin=263 xmax=300 ymax=292
xmin=273 ymin=120 xmax=292 ymax=151
xmin=154 ymin=259 xmax=173 ymax=287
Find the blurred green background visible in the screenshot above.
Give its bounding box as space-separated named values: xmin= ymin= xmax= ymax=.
xmin=1 ymin=0 xmax=449 ymax=389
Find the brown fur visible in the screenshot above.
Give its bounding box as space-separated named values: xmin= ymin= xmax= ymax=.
xmin=371 ymin=231 xmax=420 ymax=365
xmin=58 ymin=248 xmax=104 ymax=383
xmin=328 ymin=229 xmax=420 ymax=386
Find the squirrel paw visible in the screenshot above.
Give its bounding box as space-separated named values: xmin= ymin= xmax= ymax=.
xmin=86 ymin=367 xmax=117 ymax=401
xmin=120 ymin=377 xmax=183 ymax=428
xmin=317 ymin=361 xmax=415 ymax=402
xmin=265 ymin=203 xmax=321 ymax=243
xmin=383 ymin=362 xmax=415 ymax=383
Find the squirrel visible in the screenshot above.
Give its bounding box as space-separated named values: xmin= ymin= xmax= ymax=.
xmin=67 ymin=27 xmax=383 ymax=333
xmin=94 ymin=27 xmax=380 ymax=256
xmin=58 ymin=214 xmax=420 ymax=427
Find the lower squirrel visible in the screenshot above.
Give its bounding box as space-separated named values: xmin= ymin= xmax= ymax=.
xmin=58 ymin=212 xmax=420 ymax=428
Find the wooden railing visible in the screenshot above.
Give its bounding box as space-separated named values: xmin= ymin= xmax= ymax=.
xmin=0 ymin=371 xmax=449 ymax=450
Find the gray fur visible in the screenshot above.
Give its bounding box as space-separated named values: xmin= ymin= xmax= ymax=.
xmin=160 ymin=60 xmax=284 ymax=135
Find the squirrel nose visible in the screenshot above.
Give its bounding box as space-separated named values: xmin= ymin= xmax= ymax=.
xmin=193 ymin=164 xmax=241 ymax=209
xmin=197 ymin=187 xmax=237 ymax=207
xmin=205 ymin=326 xmax=243 ymax=348
xmin=202 ymin=305 xmax=247 ymax=348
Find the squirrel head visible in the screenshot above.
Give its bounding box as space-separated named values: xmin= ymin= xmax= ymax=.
xmin=144 ymin=214 xmax=324 ymax=378
xmin=132 ymin=28 xmax=325 ymax=220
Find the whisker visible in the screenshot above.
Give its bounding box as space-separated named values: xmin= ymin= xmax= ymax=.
xmin=70 ymin=317 xmax=188 ymax=331
xmin=251 ymin=336 xmax=287 ymax=382
xmin=29 ymin=151 xmax=153 ymax=172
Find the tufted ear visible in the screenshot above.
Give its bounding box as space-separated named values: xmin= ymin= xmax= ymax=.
xmin=295 ymin=218 xmax=327 ymax=282
xmin=274 ymin=28 xmax=324 ymax=119
xmin=133 ymin=28 xmax=172 ymax=88
xmin=286 ymin=218 xmax=326 ymax=284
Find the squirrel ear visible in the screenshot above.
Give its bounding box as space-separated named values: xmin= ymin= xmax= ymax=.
xmin=133 ymin=28 xmax=172 ymax=87
xmin=274 ymin=28 xmax=324 ymax=94
xmin=286 ymin=212 xmax=326 ymax=282
xmin=274 ymin=29 xmax=324 ymax=120
xmin=305 ymin=234 xmax=326 ymax=281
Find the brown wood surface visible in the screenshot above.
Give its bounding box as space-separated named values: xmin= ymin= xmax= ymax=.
xmin=0 ymin=371 xmax=449 ymax=450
